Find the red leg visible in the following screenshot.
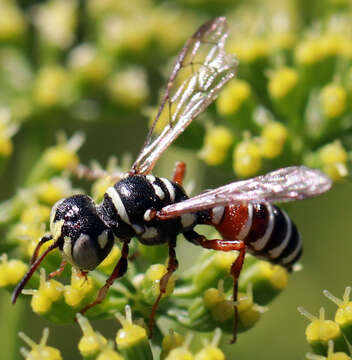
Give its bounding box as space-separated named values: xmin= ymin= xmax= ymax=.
xmin=49 ymin=260 xmax=67 ymax=279
xmin=79 ymin=240 xmax=130 ymax=315
xmin=149 ymin=239 xmax=178 ymax=338
xmin=172 ymin=161 xmax=186 ymax=185
xmin=190 ymin=234 xmax=245 ymax=252
xmin=184 ymin=230 xmax=246 ymax=343
xmin=229 ymin=247 xmax=246 ymax=343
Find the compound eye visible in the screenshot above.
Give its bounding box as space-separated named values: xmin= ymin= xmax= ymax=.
xmin=72 ymin=234 xmax=100 ymax=271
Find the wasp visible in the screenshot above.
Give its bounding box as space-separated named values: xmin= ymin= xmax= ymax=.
xmin=12 ymin=17 xmax=332 ymax=342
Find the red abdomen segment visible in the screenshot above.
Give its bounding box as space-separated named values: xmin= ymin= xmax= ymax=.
xmin=208 ymin=203 xmax=302 ymax=268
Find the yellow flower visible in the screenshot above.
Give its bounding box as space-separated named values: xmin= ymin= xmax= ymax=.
xmin=0 ymin=254 xmax=28 ymax=287
xmin=34 ymin=66 xmax=71 ymax=107
xmin=32 ymin=0 xmax=77 ymax=49
xmin=107 ymin=67 xmax=149 ymax=108
xmin=199 ymin=126 xmax=233 ymax=166
xmin=233 ymin=139 xmax=262 ymax=177
xmin=216 ymin=80 xmax=251 ymax=115
xmin=320 ymin=84 xmax=347 ymax=119
xmin=268 ymin=67 xmax=299 ymax=99
xmin=19 ymin=328 xmax=62 ymax=360
xmin=77 ymin=314 xmax=107 ymax=358
xmin=229 ymin=38 xmax=269 ymax=63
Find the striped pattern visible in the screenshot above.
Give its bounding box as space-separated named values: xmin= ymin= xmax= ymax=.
xmin=103 ymin=175 xmax=190 ymax=246
xmin=106 ymin=186 xmax=131 ymax=225
xmin=211 ymin=203 xmax=302 ymax=268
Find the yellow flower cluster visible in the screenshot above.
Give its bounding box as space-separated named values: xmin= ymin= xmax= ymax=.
xmin=64 ymin=268 xmax=94 ymax=308
xmin=300 ymin=287 xmax=352 ymax=358
xmin=162 ymin=329 xmax=225 ymax=360
xmin=19 ymin=328 xmax=62 ymax=360
xmin=0 ymin=254 xmax=27 ymax=288
xmin=22 ymin=269 xmax=63 ymax=315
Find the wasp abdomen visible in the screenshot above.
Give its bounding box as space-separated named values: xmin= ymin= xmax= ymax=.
xmin=209 ymin=203 xmax=302 ymax=268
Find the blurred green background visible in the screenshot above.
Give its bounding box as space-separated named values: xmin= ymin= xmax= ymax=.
xmin=1 ymin=0 xmax=352 ymax=359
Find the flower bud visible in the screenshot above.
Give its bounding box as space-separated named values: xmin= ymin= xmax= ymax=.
xmin=139 ymin=264 xmax=175 ymax=305
xmin=68 ymin=43 xmax=111 ymax=84
xmin=216 ymin=80 xmax=252 ymax=116
xmin=20 ymin=204 xmax=51 ymax=225
xmin=233 ymin=139 xmax=262 ymax=177
xmin=324 ymin=287 xmax=352 ymax=344
xmin=0 ymin=254 xmax=28 ymax=288
xmin=77 ymin=313 xmax=107 ymax=358
xmin=19 ymin=328 xmax=62 ymax=360
xmin=259 ymin=121 xmax=288 ymax=159
xmin=96 ymin=341 xmax=124 ymax=360
xmin=296 ymin=38 xmax=326 ymax=66
xmin=199 ymin=126 xmax=233 ymax=166
xmin=319 ymin=141 xmax=348 ymax=181
xmin=28 ymin=133 xmax=84 ymax=185
xmin=36 ymin=178 xmax=74 ymax=206
xmin=43 ymin=145 xmax=79 ymax=173
xmin=229 ymin=38 xmax=269 ymax=64
xmin=64 ymin=268 xmax=94 ymax=308
xmin=100 ymin=15 xmax=153 ymax=54
xmin=320 ymin=84 xmax=347 ymax=119
xmin=22 ymin=269 xmax=64 ymax=315
xmin=161 ymin=330 xmax=185 ymax=360
xmin=192 ymin=251 xmax=237 ymax=293
xmin=268 ymin=67 xmax=299 ymax=100
xmin=165 ymin=348 xmax=194 ymax=360
xmin=239 ymin=261 xmax=288 ymax=305
xmin=298 ymin=307 xmax=350 ymax=356
xmin=107 ymin=67 xmax=149 ymax=108
xmin=115 ymin=305 xmax=153 ymax=360
xmin=34 ymin=66 xmax=72 ymax=107
xmin=194 ymin=328 xmax=225 ymax=360
xmin=32 ymin=0 xmax=77 ymax=49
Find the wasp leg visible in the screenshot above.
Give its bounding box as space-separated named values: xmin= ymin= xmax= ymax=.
xmin=229 ymin=246 xmax=246 ymax=343
xmin=172 ymin=161 xmax=186 ymax=185
xmin=148 ymin=238 xmax=178 ymax=338
xmin=79 ymin=240 xmax=130 ymax=315
xmin=49 ymin=260 xmax=67 ymax=279
xmin=183 ymin=230 xmax=246 ymax=343
xmin=12 ymin=240 xmax=60 ymax=304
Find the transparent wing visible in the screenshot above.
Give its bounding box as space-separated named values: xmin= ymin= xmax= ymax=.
xmin=131 ymin=17 xmax=238 ymax=175
xmin=158 ymin=166 xmax=332 ymax=219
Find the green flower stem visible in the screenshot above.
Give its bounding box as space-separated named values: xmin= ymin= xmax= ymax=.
xmin=0 ymin=292 xmax=25 ymax=360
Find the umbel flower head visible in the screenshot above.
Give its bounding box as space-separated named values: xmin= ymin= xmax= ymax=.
xmin=299 ymin=287 xmax=352 ymax=359
xmin=0 ymin=1 xmax=350 ymax=359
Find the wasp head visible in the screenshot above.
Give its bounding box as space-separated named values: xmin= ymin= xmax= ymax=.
xmin=50 ymin=195 xmax=114 ymax=271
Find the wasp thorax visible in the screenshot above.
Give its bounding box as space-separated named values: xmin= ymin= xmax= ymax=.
xmin=50 ymin=195 xmax=114 ymax=271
